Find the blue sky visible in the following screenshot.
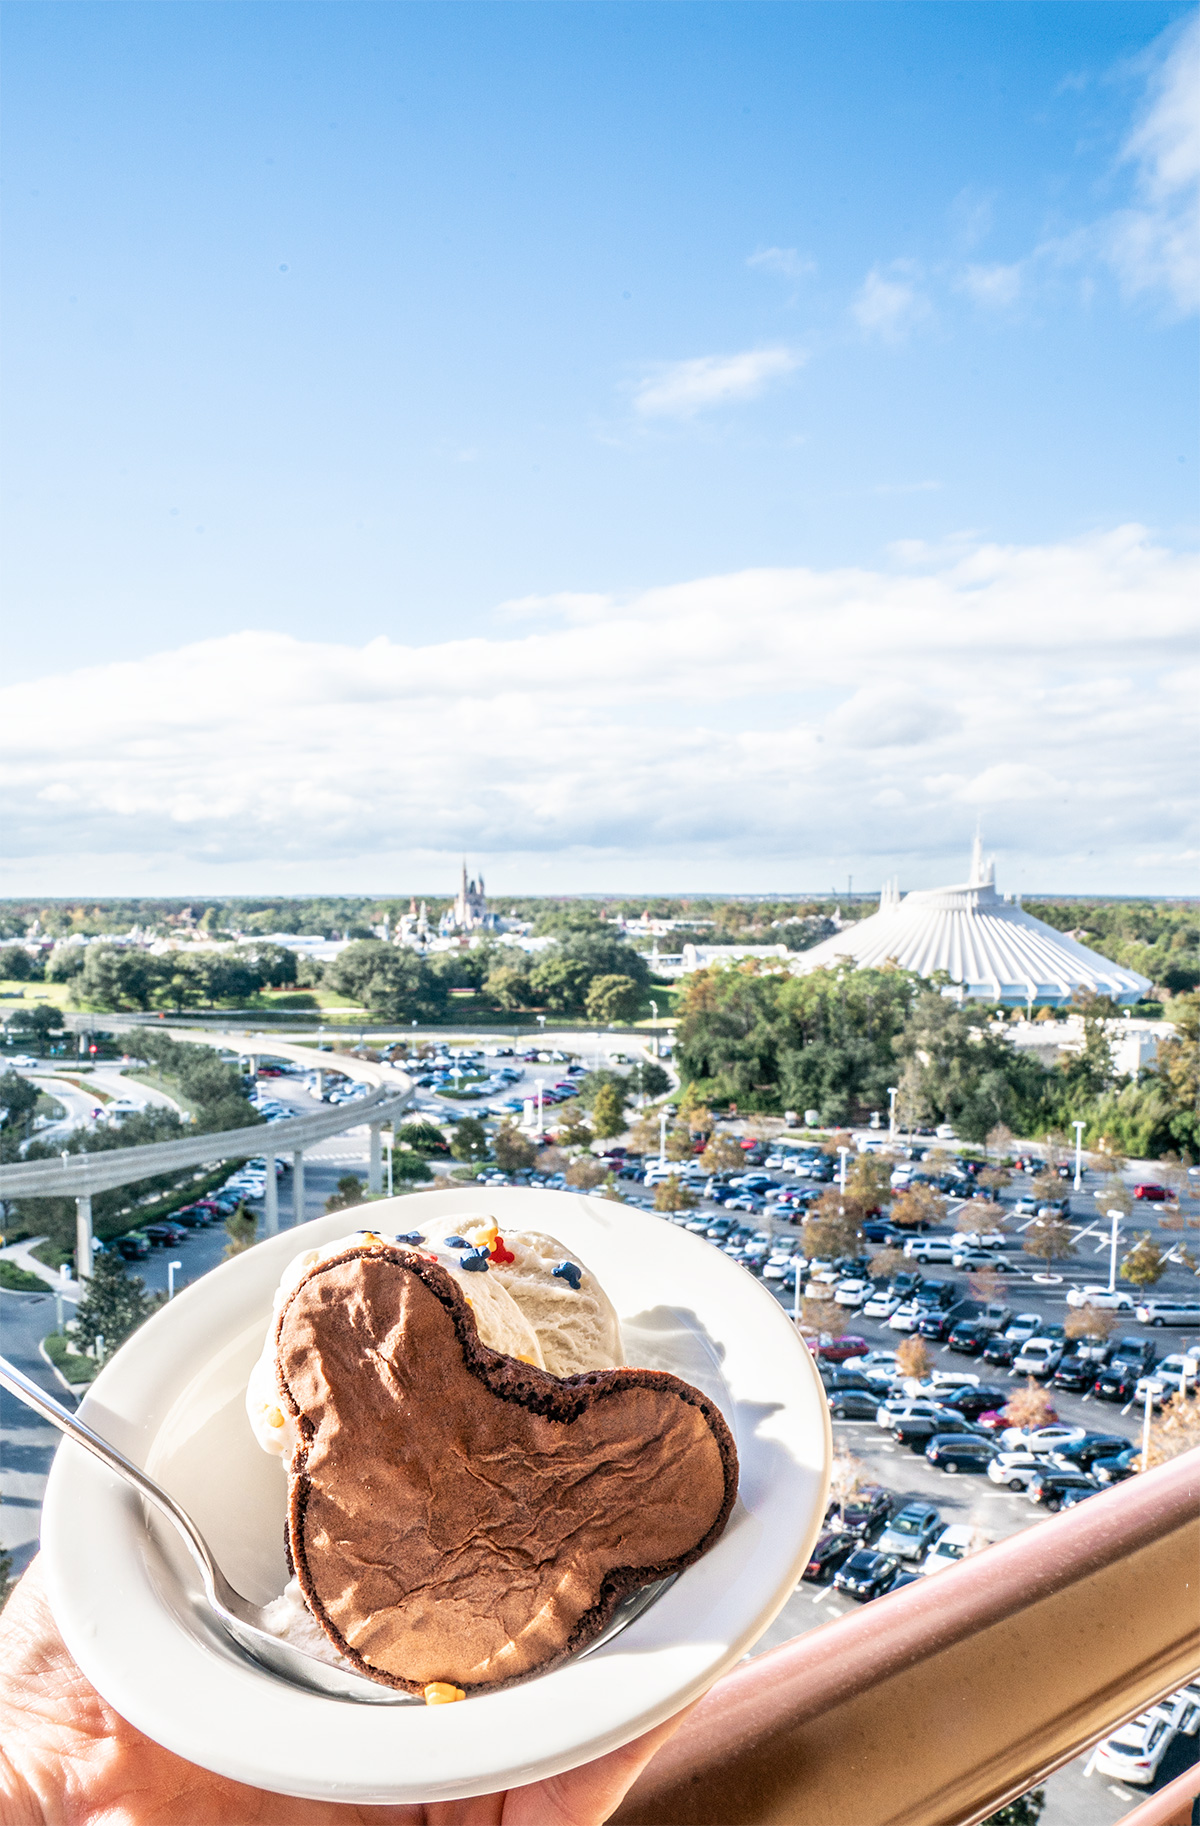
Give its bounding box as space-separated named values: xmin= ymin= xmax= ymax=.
xmin=2 ymin=3 xmax=1197 ymax=896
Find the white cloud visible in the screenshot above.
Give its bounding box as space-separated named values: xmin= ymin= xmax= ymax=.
xmin=747 ymin=247 xmax=816 ymax=281
xmin=632 ymin=347 xmax=802 ymax=418
xmin=1102 ymin=13 xmax=1200 ymax=312
xmin=851 ymin=264 xmax=931 ymax=341
xmin=0 ymin=528 xmax=1196 ymax=893
xmin=958 ymin=262 xmax=1023 ymax=309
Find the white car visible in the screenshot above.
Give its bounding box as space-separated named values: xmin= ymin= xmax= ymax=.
xmin=1000 ymin=1422 xmax=1086 ymax=1453
xmin=953 ymin=1231 xmax=1008 ymax=1251
xmin=1134 ymin=1375 xmax=1169 ymax=1408
xmin=888 ymin=1301 xmax=922 ymax=1332
xmin=1012 ymin=1339 xmax=1063 ymax=1377
xmin=1135 ymin=1298 xmax=1200 ymax=1327
xmin=856 ymin=1350 xmax=902 ymax=1381
xmin=921 ymin=1524 xmax=977 ymax=1576
xmin=1144 ymin=1354 xmax=1198 ymax=1394
xmin=902 ymin=1238 xmax=956 ymax=1262
xmin=1093 ymin=1706 xmax=1190 ymax=1786
xmin=1065 ymin=1287 xmax=1136 ymax=1311
xmin=928 ymin=1370 xmax=980 ymax=1392
xmin=862 ymin=1292 xmax=900 ymax=1320
xmin=1003 ymin=1313 xmax=1044 ymax=1344
xmin=876 ymin=1398 xmax=946 ymax=1431
xmin=833 ymin=1279 xmax=870 ymax=1308
xmin=987 ymin=1449 xmax=1053 ymax=1491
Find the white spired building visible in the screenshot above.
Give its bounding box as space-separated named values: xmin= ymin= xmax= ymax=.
xmin=792 ymin=840 xmax=1151 ymax=1009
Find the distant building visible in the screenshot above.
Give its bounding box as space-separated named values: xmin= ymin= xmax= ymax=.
xmin=790 ymin=838 xmax=1151 ymax=1008
xmin=440 ymin=862 xmax=498 ymax=935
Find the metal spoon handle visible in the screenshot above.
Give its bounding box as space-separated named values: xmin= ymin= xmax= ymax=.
xmin=0 ymin=1352 xmax=224 ymax=1605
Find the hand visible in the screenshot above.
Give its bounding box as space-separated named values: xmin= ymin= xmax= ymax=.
xmin=0 ymin=1558 xmax=691 ymax=1826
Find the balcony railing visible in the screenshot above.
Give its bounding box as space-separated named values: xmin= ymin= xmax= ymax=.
xmin=614 ymin=1448 xmax=1200 ymax=1826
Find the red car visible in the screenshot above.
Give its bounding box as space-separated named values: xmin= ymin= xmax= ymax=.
xmin=1134 ymin=1184 xmax=1169 ymax=1201
xmin=817 ymin=1335 xmax=869 ymax=1363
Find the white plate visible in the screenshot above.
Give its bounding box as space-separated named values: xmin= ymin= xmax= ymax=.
xmin=41 ymin=1187 xmax=830 ymax=1804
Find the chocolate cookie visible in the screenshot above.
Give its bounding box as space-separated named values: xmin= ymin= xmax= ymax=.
xmin=275 ymin=1242 xmax=738 ymax=1694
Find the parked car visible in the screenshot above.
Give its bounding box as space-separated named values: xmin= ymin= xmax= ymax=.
xmin=863 ymin=1291 xmax=901 ymax=1320
xmin=170 ymin=1204 xmax=212 ymax=1227
xmin=1132 ymin=1183 xmax=1170 ymax=1202
xmin=111 ymin=1231 xmax=151 ymax=1260
xmin=1091 ymin=1363 xmax=1141 ymax=1404
xmin=802 ymin=1529 xmax=858 ymax=1583
xmin=1050 ymin=1355 xmax=1097 ymax=1393
xmin=876 ymin=1503 xmax=943 ymax=1561
xmin=833 ymin=1548 xmax=903 ymax=1600
xmin=1026 ymin=1467 xmax=1100 ymax=1511
xmin=951 ymin=1248 xmax=1013 ymax=1272
xmin=1003 ymin=1313 xmax=1044 ymax=1344
xmin=939 ymin=1383 xmax=1010 ymax=1421
xmin=925 ymin=1434 xmax=996 ymax=1475
xmin=876 ymin=1397 xmax=947 ymax=1431
xmin=1094 ymin=1707 xmax=1186 ymax=1786
xmin=1012 ymin=1339 xmax=1063 ymax=1378
xmin=982 ymin=1336 xmax=1018 ymax=1368
xmin=1093 ymin=1446 xmax=1142 ymax=1484
xmin=1109 ymin=1337 xmax=1160 ymax=1373
xmin=1052 ymin=1432 xmax=1130 ymax=1470
xmin=143 ymin=1221 xmax=188 ymax=1247
xmin=1065 ymin=1287 xmax=1136 ymax=1311
xmin=988 ymin=1449 xmax=1053 ymax=1491
xmin=947 ymin=1321 xmax=990 ymax=1356
xmin=833 ymin=1278 xmax=871 ymax=1308
xmin=893 ymin=1412 xmax=981 ymax=1452
xmin=836 ymin=1487 xmax=892 ymax=1540
xmin=1135 ymin=1298 xmax=1200 ymax=1328
xmin=817 ymin=1335 xmax=870 ymax=1364
xmin=828 ymin=1389 xmax=882 ymax=1420
xmin=1000 ymin=1422 xmax=1085 ymax=1452
xmin=921 ymin=1523 xmax=980 ymax=1575
xmin=902 ymin=1238 xmax=956 ymax=1262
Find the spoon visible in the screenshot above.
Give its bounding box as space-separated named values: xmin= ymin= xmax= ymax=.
xmin=0 ymin=1352 xmax=412 ymax=1704
xmin=1 ymin=1353 xmax=671 ymax=1703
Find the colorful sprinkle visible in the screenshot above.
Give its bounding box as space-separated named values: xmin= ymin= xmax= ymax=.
xmin=423 ymin=1682 xmax=465 ymax=1705
xmin=395 ymin=1232 xmax=425 ymax=1245
xmin=445 ymin=1236 xmax=469 ymax=1249
xmin=489 ymin=1236 xmax=515 ymax=1265
xmin=459 ymin=1246 xmax=491 ymax=1273
xmin=553 ymin=1261 xmax=583 ymax=1291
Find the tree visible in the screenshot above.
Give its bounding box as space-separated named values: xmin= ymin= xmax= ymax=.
xmin=895 ymin=1337 xmax=933 ymax=1381
xmin=394 ymin=1120 xmax=449 ymax=1156
xmin=493 ymin=1124 xmax=536 ymax=1173
xmin=73 ymin=1252 xmax=157 ymax=1356
xmin=1119 ymin=1233 xmax=1169 ymax=1289
xmin=11 ymin=1003 xmax=66 ymax=1051
xmin=45 ymin=946 xmax=86 ymax=983
xmin=979 ymin=1167 xmax=1010 ymax=1201
xmin=79 ymin=946 xmax=171 ymax=1012
xmin=554 ymin=1107 xmax=594 ymax=1150
xmin=1064 ymin=1306 xmax=1117 ymax=1345
xmin=699 ymin=1133 xmax=746 ymax=1175
xmin=392 ymin=1151 xmax=433 ymax=1183
xmin=584 ymin=974 xmax=642 ymax=1024
xmin=528 ymin=954 xmax=594 ymax=1015
xmin=0 ymin=1070 xmax=39 ymax=1131
xmin=986 ymin=1123 xmax=1014 ymax=1163
xmin=326 ymin=943 xmax=447 ymax=1022
xmin=1096 ymin=1173 xmax=1134 ymax=1219
xmin=869 ymin=1245 xmax=907 ymax=1281
xmin=325 ymin=1174 xmax=366 ymax=1213
xmin=802 ymin=1193 xmax=865 ymax=1262
xmin=890 ymin=1183 xmax=945 ymax=1230
xmin=224 ymin=1204 xmax=257 ymax=1257
xmin=450 ymin=1117 xmax=489 ymax=1164
xmin=981 ymin=1789 xmax=1045 ymax=1826
xmin=1024 ymin=1217 xmax=1074 ymax=1269
xmin=629 ymin=1059 xmax=671 ymax=1101
xmin=665 ymin=1122 xmax=695 ymax=1162
xmin=653 ymin=1175 xmax=697 ymax=1216
xmin=1142 ymin=1389 xmax=1200 ymax=1471
xmin=1001 ymin=1379 xmax=1057 ymax=1430
xmin=590 ymin=1082 xmax=629 ymax=1140
xmin=485 ymin=963 xmax=532 ymax=1012
xmin=628 ymin=1115 xmax=664 ymax=1157
xmin=566 ymin=1157 xmax=606 ymax=1190
xmin=967 ymin=1267 xmax=1005 ymax=1306
xmin=0 ymin=946 xmax=40 ymax=982
xmin=845 ymin=1154 xmax=893 ymax=1206
xmin=828 ymin=1446 xmax=863 ymax=1521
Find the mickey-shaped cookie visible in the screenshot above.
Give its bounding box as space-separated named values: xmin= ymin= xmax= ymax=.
xmin=276 ymin=1242 xmax=738 ymax=1694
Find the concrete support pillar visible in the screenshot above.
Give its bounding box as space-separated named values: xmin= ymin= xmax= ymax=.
xmin=368 ymin=1125 xmax=382 ymax=1195
xmin=263 ymin=1152 xmax=279 ymax=1235
xmin=75 ymin=1195 xmax=94 ymax=1279
xmin=292 ymin=1149 xmax=305 ymax=1228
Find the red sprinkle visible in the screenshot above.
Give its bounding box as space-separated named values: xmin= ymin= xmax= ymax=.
xmin=490 ymin=1236 xmax=515 ymax=1265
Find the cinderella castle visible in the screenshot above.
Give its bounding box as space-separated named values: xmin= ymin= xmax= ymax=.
xmin=439 ymin=861 xmax=498 ymax=935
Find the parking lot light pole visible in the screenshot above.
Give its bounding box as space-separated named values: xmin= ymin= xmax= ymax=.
xmin=535 ymin=1079 xmax=544 ymax=1137
xmin=659 ymin=1109 xmax=668 ymax=1170
xmin=1107 ymin=1208 xmax=1123 ymax=1295
xmin=1141 ymin=1380 xmax=1160 ymax=1470
xmin=1072 ymin=1121 xmax=1086 ymax=1191
xmin=649 ymin=1000 xmax=658 ymax=1059
xmin=167 ymin=1260 xmax=182 ymax=1301
xmin=888 ymin=1088 xmax=898 ymax=1140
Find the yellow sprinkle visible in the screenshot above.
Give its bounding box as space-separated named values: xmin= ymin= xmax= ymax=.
xmin=266 ymin=1407 xmax=285 ymax=1429
xmin=302 ymin=1250 xmax=320 ymax=1268
xmin=423 ymin=1682 xmax=465 ymax=1705
xmin=362 ymin=1232 xmax=382 ymax=1244
xmin=476 ymin=1221 xmax=498 ymax=1248
xmin=517 ymin=1354 xmax=539 ymax=1366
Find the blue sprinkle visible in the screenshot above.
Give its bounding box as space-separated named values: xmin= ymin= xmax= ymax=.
xmin=553 ymin=1261 xmax=583 ymax=1291
xmin=445 ymin=1235 xmax=470 ymax=1249
xmin=459 ymin=1246 xmax=491 ymax=1273
xmin=396 ymin=1231 xmax=425 ymax=1245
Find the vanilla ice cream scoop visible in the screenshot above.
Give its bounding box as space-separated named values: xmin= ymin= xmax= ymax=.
xmin=421 ymin=1215 xmax=624 ymax=1378
xmin=246 ymin=1226 xmax=544 ymax=1456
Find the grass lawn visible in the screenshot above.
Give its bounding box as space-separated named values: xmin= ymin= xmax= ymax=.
xmin=123 ymin=1067 xmax=198 ymax=1119
xmin=0 ymin=979 xmax=74 ymax=1010
xmin=42 ymin=1332 xmax=96 ymax=1385
xmin=0 ymin=1260 xmax=49 ymax=1292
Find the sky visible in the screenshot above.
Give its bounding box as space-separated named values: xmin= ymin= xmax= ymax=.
xmin=2 ymin=1 xmax=1197 ymax=900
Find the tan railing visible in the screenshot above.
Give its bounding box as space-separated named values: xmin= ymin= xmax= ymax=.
xmin=614 ymin=1448 xmax=1200 ymax=1826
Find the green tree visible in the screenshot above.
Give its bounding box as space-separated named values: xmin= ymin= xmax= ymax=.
xmin=392 ymin=1151 xmax=433 ymax=1183
xmin=0 ymin=1546 xmax=13 ymax=1611
xmin=493 ymin=1124 xmax=537 ymax=1173
xmin=394 ymin=1120 xmax=448 ymax=1156
xmin=0 ymin=947 xmax=41 ymax=982
xmin=528 ymin=954 xmax=594 ymax=1015
xmin=0 ymin=1071 xmax=39 ymax=1131
xmin=450 ymin=1117 xmax=489 ymax=1164
xmin=981 ymin=1789 xmax=1045 ymax=1826
xmin=584 ymin=974 xmax=642 ymax=1024
xmin=11 ymin=1004 xmax=66 ymax=1051
xmin=590 ymin=1082 xmax=629 ymax=1140
xmin=699 ymin=1133 xmax=746 ymax=1175
xmin=326 ymin=943 xmax=447 ymax=1022
xmin=45 ymin=947 xmax=86 ymax=983
xmin=890 ymin=1183 xmax=945 ymax=1230
xmin=78 ymin=946 xmax=171 ymax=1011
xmin=1119 ymin=1232 xmax=1169 ymax=1288
xmin=653 ymin=1175 xmax=697 ymax=1215
xmin=629 ymin=1059 xmax=672 ymax=1101
xmin=485 ymin=963 xmax=532 ymax=1011
xmin=73 ymin=1252 xmax=157 ymax=1355
xmin=325 ymin=1174 xmax=366 ymax=1213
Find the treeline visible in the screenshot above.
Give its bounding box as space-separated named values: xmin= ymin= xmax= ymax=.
xmin=676 ymin=961 xmax=1200 ymax=1158
xmin=1025 ymin=900 xmax=1199 ymax=995
xmin=20 ymin=942 xmax=309 ymax=1012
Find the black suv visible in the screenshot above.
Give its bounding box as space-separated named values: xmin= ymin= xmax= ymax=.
xmin=1052 ymin=1432 xmax=1130 ymax=1470
xmin=1027 ymin=1468 xmax=1100 ymax=1511
xmin=925 ymin=1433 xmax=997 ymax=1474
xmin=918 ymin=1309 xmax=958 ymax=1342
xmin=983 ymin=1335 xmax=1018 ymax=1367
xmin=939 ymin=1383 xmax=1010 ymax=1421
xmin=893 ymin=1412 xmax=982 ymax=1451
xmin=1051 ymin=1355 xmax=1098 ymax=1392
xmin=1109 ymin=1338 xmax=1158 ymax=1374
xmin=1092 ymin=1363 xmax=1142 ymax=1403
xmin=838 ymin=1486 xmax=892 ymax=1540
xmin=802 ymin=1530 xmax=857 ymax=1583
xmin=834 ymin=1549 xmax=903 ymax=1601
xmin=947 ymin=1320 xmax=990 ymax=1356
